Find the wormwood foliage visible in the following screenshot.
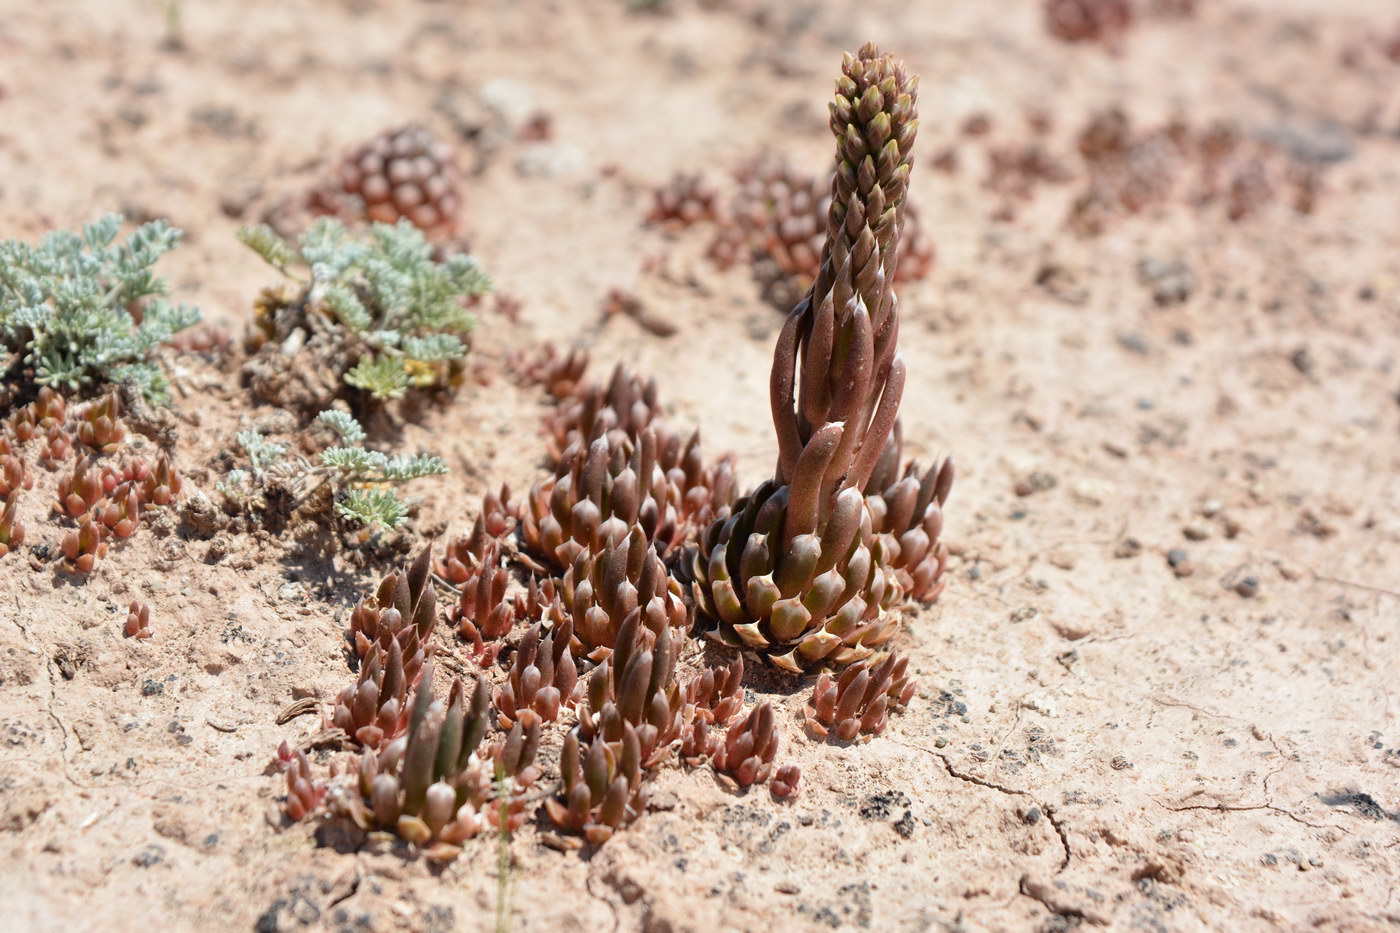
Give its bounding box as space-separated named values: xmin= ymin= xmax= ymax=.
xmin=238 ymin=218 xmax=490 ymax=400
xmin=0 ymin=214 xmax=200 ymax=403
xmin=220 ymin=410 xmax=446 ymax=530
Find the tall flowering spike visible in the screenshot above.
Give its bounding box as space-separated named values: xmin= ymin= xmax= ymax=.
xmin=694 ymin=44 xmax=935 ymax=673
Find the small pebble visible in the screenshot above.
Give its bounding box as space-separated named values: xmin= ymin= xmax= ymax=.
xmin=1167 ymin=549 xmax=1193 ymax=577
xmin=1183 ymin=522 xmax=1210 ymax=541
xmin=1234 ymin=576 xmax=1260 ymax=598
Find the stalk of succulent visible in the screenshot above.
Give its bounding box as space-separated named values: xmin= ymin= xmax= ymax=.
xmin=0 ymin=491 xmax=24 ymax=557
xmin=336 ymin=670 xmax=540 ymax=859
xmin=347 ymin=546 xmax=439 ymax=673
xmin=558 ymin=524 xmax=691 ymax=660
xmin=124 ymin=600 xmax=152 ymax=639
xmin=576 ymin=615 xmax=683 ymax=768
xmin=0 ymin=215 xmax=201 ymax=403
xmin=804 ymin=650 xmax=916 ymax=740
xmin=711 ymin=701 xmax=779 ymax=788
xmin=333 ymin=639 xmax=414 ymax=748
xmin=544 ymin=728 xmax=648 ymax=843
xmin=864 ymin=423 xmax=954 ymax=601
xmin=61 ymin=515 xmax=107 ymax=573
xmin=494 ymin=620 xmax=580 ymax=726
xmin=693 ymin=43 xmax=927 ymax=673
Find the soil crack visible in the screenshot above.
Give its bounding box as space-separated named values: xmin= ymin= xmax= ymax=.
xmin=896 ymin=741 xmax=1071 ymax=870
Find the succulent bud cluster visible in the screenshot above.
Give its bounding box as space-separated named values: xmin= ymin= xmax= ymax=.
xmin=509 ymin=343 xmax=590 ymax=401
xmin=692 ymin=43 xmax=952 ymax=674
xmin=308 ymin=124 xmax=463 ymax=238
xmin=711 ymin=701 xmax=781 ymax=787
xmin=804 ymin=651 xmax=916 ymax=740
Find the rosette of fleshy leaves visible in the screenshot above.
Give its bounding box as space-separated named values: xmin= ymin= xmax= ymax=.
xmin=863 ymin=422 xmax=954 ymax=601
xmin=334 ymin=669 xmax=541 ymax=860
xmin=332 ymin=637 xmax=415 ymax=749
xmin=494 ymin=619 xmax=580 ymax=726
xmin=543 ymin=364 xmax=661 ymax=464
xmin=557 ymin=524 xmax=691 ymax=660
xmin=804 ymin=650 xmax=917 ymax=741
xmin=347 ymin=546 xmax=438 ymax=674
xmin=575 ymin=614 xmax=684 ymax=768
xmin=693 ymin=43 xmax=938 ymax=673
xmin=544 ymin=726 xmax=649 ymax=845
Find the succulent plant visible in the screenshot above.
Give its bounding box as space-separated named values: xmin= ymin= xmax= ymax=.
xmin=682 ymin=655 xmax=746 ymax=727
xmin=239 ymin=218 xmax=489 ymax=408
xmin=308 ymin=125 xmax=464 ymax=238
xmin=347 ymin=546 xmax=439 ymax=673
xmin=55 ymin=455 xmax=104 ymax=519
xmin=0 ymin=215 xmax=201 ymax=404
xmin=804 ymin=651 xmax=916 ymax=740
xmin=711 ymin=701 xmax=779 ymax=787
xmin=61 ymin=515 xmax=107 ymax=574
xmin=281 ymin=745 xmax=329 ymax=823
xmin=124 ymin=600 xmax=152 ymax=639
xmin=1 ymin=453 xmax=29 ymax=500
xmin=333 ymin=638 xmax=414 ymax=749
xmin=0 ymin=491 xmax=24 ymax=557
xmin=864 ymin=424 xmax=954 ymax=602
xmin=576 ymin=614 xmax=683 ymax=768
xmin=494 ymin=620 xmax=580 ymax=726
xmin=647 ymin=172 xmax=724 ymax=229
xmin=557 ymin=524 xmax=691 ymax=660
xmin=544 ymin=728 xmax=648 ymax=843
xmin=75 ymin=392 xmax=127 ymax=454
xmin=542 ymin=363 xmax=661 ymax=464
xmin=771 ymin=764 xmax=802 ymax=799
xmin=691 ymin=43 xmax=948 ymax=673
xmin=336 ymin=670 xmax=540 ymax=859
xmin=1045 ymin=0 xmax=1134 ymax=47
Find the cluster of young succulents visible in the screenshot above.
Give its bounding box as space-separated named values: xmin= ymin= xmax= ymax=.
xmin=646 ymin=172 xmax=724 ymax=229
xmin=238 ymin=218 xmax=489 ymax=409
xmin=0 ymin=215 xmax=201 ymax=405
xmin=1 ymin=387 xmax=183 ymax=573
xmin=307 ymin=125 xmax=464 ymax=239
xmin=692 ymin=43 xmax=952 ymax=677
xmin=273 ymin=44 xmax=949 ymax=859
xmin=1068 ymin=109 xmax=1324 ymax=234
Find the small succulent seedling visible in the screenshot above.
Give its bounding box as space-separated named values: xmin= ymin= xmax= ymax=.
xmin=124 ymin=600 xmax=152 ymax=639
xmin=0 ymin=215 xmax=200 ymax=403
xmin=239 ymin=218 xmax=489 ymax=407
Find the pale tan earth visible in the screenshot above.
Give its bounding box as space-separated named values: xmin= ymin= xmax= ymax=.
xmin=1 ymin=1 xmax=1398 ymax=931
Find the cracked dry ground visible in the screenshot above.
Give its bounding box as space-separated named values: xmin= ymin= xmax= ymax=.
xmin=1 ymin=0 xmax=1399 ymax=930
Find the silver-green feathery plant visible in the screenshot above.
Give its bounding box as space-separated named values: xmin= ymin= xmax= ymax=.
xmin=0 ymin=214 xmax=200 ymax=403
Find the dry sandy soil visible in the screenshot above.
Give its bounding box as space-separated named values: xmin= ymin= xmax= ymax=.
xmin=2 ymin=0 xmax=1399 ymax=930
